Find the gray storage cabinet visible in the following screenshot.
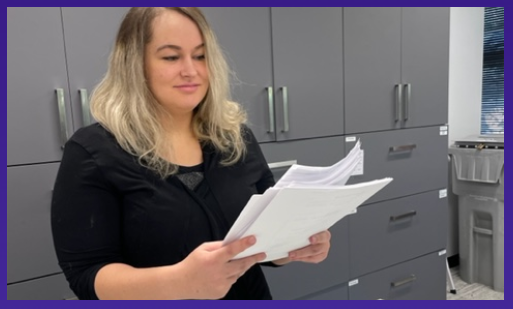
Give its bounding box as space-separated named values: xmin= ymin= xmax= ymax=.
xmin=7 ymin=7 xmax=449 ymax=300
xmin=7 ymin=7 xmax=129 ymax=300
xmin=344 ymin=7 xmax=449 ymax=134
xmin=202 ymin=8 xmax=345 ymax=143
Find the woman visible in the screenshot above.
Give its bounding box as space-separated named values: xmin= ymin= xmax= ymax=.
xmin=51 ymin=7 xmax=331 ymax=300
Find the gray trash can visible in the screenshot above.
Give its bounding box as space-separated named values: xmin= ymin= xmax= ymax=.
xmin=449 ymin=135 xmax=504 ymax=292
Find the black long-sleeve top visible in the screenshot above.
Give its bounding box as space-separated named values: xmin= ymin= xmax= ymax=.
xmin=51 ymin=123 xmax=276 ymax=300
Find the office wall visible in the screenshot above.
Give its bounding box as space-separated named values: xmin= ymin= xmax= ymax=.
xmin=446 ymin=7 xmax=484 ymax=257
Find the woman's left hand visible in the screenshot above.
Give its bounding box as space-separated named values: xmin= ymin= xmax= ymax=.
xmin=272 ymin=230 xmax=331 ymax=266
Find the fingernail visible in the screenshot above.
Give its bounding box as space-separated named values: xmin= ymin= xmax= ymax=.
xmin=310 ymin=236 xmax=316 ymax=244
xmin=248 ymin=236 xmax=256 ymax=245
xmin=289 ymin=252 xmax=296 ymax=259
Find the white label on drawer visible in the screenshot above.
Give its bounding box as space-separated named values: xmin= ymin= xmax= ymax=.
xmin=351 ymin=150 xmax=364 ymax=176
xmin=348 ymin=279 xmax=359 ymax=287
xmin=440 ymin=126 xmax=448 ymax=136
xmin=438 ymin=249 xmax=447 ymax=256
xmin=345 ymin=136 xmax=357 ymax=142
xmin=439 ymin=189 xmax=447 ymax=199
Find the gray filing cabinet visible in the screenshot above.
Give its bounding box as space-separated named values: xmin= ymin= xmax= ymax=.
xmin=7 ymin=7 xmax=129 ymax=300
xmin=7 ymin=7 xmax=449 ymax=299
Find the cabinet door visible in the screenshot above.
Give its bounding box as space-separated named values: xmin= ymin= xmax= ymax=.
xmin=348 ymin=251 xmax=446 ymax=300
xmin=262 ymin=218 xmax=349 ymax=300
xmin=7 ymin=163 xmax=61 ymax=283
xmin=401 ymin=8 xmax=450 ymax=128
xmin=61 ymin=7 xmax=130 ymax=130
xmin=7 ymin=274 xmax=75 ymax=300
xmin=344 ymin=8 xmax=401 ymax=134
xmin=272 ymin=8 xmax=344 ymax=141
xmin=297 ymin=283 xmax=348 ymax=300
xmin=344 ymin=126 xmax=448 ymax=204
xmin=260 ymin=137 xmax=349 ymax=300
xmin=349 ymin=190 xmax=448 ymax=278
xmin=260 ymin=135 xmax=346 ymax=181
xmin=7 ymin=7 xmax=72 ymax=165
xmin=201 ymin=8 xmax=275 ymax=143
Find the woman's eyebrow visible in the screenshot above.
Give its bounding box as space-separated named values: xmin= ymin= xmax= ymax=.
xmin=157 ymin=43 xmax=205 ymax=52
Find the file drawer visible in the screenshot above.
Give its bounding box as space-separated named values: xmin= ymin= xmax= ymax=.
xmin=7 ymin=273 xmax=75 ymax=300
xmin=349 ymin=190 xmax=447 ymax=278
xmin=260 ymin=135 xmax=346 ymax=181
xmin=297 ymin=283 xmax=348 ymax=300
xmin=348 ymin=251 xmax=446 ymax=300
xmin=7 ymin=163 xmax=61 ymax=283
xmin=345 ymin=126 xmax=447 ymax=204
xmin=263 ymin=217 xmax=349 ymax=300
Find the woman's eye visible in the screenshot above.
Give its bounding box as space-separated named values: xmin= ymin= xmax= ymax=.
xmin=163 ymin=56 xmax=179 ymax=61
xmin=194 ymin=55 xmax=205 ymax=60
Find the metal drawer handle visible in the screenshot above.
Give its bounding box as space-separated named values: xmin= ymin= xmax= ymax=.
xmin=55 ymin=88 xmax=69 ymax=149
xmin=395 ymin=84 xmax=402 ymax=122
xmin=268 ymin=160 xmax=297 ymax=170
xmin=79 ymin=88 xmax=92 ymax=126
xmin=473 ymin=227 xmax=493 ymax=236
xmin=266 ymin=87 xmax=275 ymax=133
xmin=391 ymin=274 xmax=416 ymax=288
xmin=281 ymin=86 xmax=289 ymax=132
xmin=403 ymin=83 xmax=411 ymax=121
xmin=389 ymin=144 xmax=417 ymax=152
xmin=390 ymin=210 xmax=417 ymax=222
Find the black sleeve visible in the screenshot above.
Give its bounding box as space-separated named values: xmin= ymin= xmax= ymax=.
xmin=51 ymin=140 xmax=124 ymax=300
xmin=242 ymin=126 xmax=283 ymax=268
xmin=242 ymin=125 xmax=276 ymax=194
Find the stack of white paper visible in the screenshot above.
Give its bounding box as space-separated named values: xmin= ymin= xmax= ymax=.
xmin=223 ymin=141 xmax=393 ymax=262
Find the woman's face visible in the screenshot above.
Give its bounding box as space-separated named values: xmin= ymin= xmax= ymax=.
xmin=145 ymin=10 xmax=209 ymax=116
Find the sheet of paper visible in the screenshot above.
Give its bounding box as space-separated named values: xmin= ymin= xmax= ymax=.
xmin=275 ymin=140 xmax=363 ymax=188
xmin=229 ymin=178 xmax=393 ymax=262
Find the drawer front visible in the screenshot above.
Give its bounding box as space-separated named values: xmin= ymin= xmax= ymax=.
xmin=7 ymin=273 xmax=75 ymax=300
xmin=349 ymin=190 xmax=447 ymax=277
xmin=260 ymin=135 xmax=346 ymax=181
xmin=349 ymin=251 xmax=446 ymax=300
xmin=263 ymin=217 xmax=349 ymax=300
xmin=8 ymin=163 xmax=62 ymax=283
xmin=345 ymin=126 xmax=448 ymax=204
xmin=297 ymin=283 xmax=348 ymax=300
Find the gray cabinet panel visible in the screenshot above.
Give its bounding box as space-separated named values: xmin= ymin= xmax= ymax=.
xmin=7 ymin=7 xmax=71 ymax=165
xmin=7 ymin=164 xmax=61 ymax=283
xmin=7 ymin=273 xmax=75 ymax=300
xmin=201 ymin=8 xmax=274 ymax=143
xmin=349 ymin=190 xmax=448 ymax=278
xmin=345 ymin=126 xmax=448 ymax=204
xmin=297 ymin=283 xmax=348 ymax=300
xmin=344 ymin=8 xmax=401 ymax=134
xmin=349 ymin=251 xmax=446 ymax=300
xmin=401 ymin=8 xmax=450 ymax=128
xmin=272 ymin=8 xmax=344 ymax=141
xmin=263 ymin=218 xmax=349 ymax=300
xmin=260 ymin=135 xmax=346 ymax=181
xmin=62 ymin=7 xmax=130 ymax=130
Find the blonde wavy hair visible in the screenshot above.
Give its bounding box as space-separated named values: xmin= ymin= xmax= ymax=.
xmin=90 ymin=7 xmax=247 ymax=178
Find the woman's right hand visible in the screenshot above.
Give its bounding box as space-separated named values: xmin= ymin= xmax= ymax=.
xmin=178 ymin=236 xmax=266 ymax=300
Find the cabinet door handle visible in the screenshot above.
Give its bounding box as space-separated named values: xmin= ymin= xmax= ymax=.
xmin=391 ymin=274 xmax=416 ymax=287
xmin=390 ymin=210 xmax=417 ymax=222
xmin=55 ymin=88 xmax=69 ymax=149
xmin=281 ymin=86 xmax=289 ymax=132
xmin=395 ymin=84 xmax=402 ymax=122
xmin=266 ymin=86 xmax=275 ymax=133
xmin=79 ymin=88 xmax=92 ymax=126
xmin=403 ymin=83 xmax=411 ymax=121
xmin=268 ymin=160 xmax=297 ymax=170
xmin=389 ymin=144 xmax=417 ymax=153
